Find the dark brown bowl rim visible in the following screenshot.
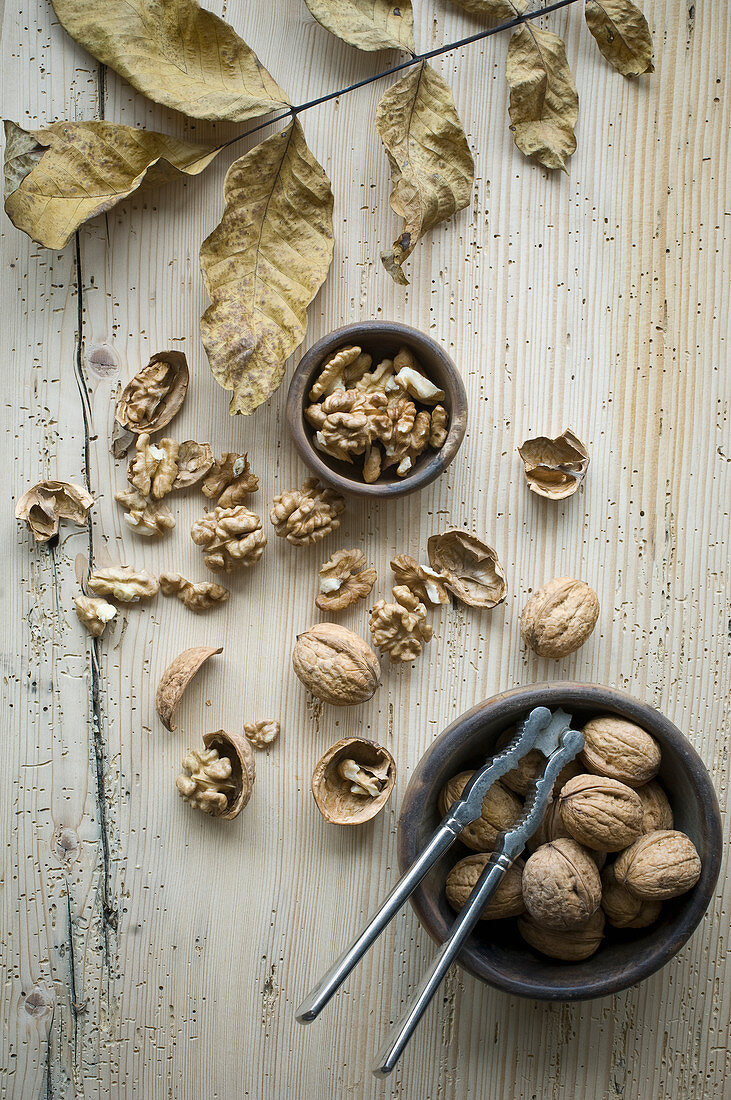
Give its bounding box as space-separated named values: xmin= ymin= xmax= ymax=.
xmin=285 ymin=321 xmax=468 ymax=499
xmin=397 ymin=682 xmax=723 ymax=1001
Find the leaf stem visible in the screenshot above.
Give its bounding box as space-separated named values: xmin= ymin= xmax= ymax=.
xmin=221 ymin=0 xmax=581 ymax=151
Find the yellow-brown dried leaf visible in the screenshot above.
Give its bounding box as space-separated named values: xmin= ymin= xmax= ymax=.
xmin=585 ymin=0 xmax=653 ymax=76
xmin=304 ymin=0 xmax=414 ymax=53
xmin=506 ymin=25 xmax=578 ymax=171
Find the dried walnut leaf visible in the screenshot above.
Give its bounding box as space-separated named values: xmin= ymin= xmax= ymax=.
xmin=50 ymin=0 xmax=289 ymax=122
xmin=506 ymin=24 xmax=578 ymax=172
xmin=517 ymin=428 xmax=589 ymax=500
xmin=16 ymin=480 xmax=93 ymax=543
xmin=159 ymin=572 xmax=230 ymax=612
xmin=316 ymin=548 xmax=376 ymax=612
xmin=304 ymin=0 xmax=415 ymax=53
xmin=428 ymin=530 xmax=507 ymax=608
xmin=115 ymin=352 xmax=189 ymax=435
xmin=585 ymin=0 xmax=653 ymax=77
xmin=200 ymin=118 xmax=334 ymax=416
xmin=156 ymin=645 xmax=223 ymax=732
xmin=376 ymin=61 xmax=474 ymax=285
xmin=3 ymin=120 xmax=221 ymax=250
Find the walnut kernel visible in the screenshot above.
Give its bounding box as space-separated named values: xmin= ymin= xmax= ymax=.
xmin=176 ymin=730 xmax=254 ymax=820
xmin=87 ymin=566 xmax=159 ymax=602
xmin=191 ymin=505 xmax=266 ymax=572
xmin=115 ymin=487 xmax=175 ymax=537
xmin=115 ymin=351 xmax=188 ymax=434
xmin=74 ymin=594 xmax=117 ymax=637
xmin=244 ymin=720 xmax=280 ymax=749
xmin=159 ymin=572 xmax=230 ymax=612
xmin=369 ymin=589 xmax=432 ymax=663
xmin=270 ymin=478 xmax=345 ymax=547
xmin=315 ymin=548 xmax=376 ymax=612
xmin=390 ymin=554 xmax=449 ymax=606
xmin=202 ymin=453 xmax=259 ymax=507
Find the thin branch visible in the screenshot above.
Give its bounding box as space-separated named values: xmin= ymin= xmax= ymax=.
xmin=221 ymin=0 xmax=581 ymax=151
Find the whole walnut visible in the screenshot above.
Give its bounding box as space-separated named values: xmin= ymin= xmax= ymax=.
xmin=292 ymin=623 xmax=380 ymax=706
xmin=495 ymin=727 xmax=581 ymax=797
xmin=600 ymin=864 xmax=662 ymax=929
xmin=613 ymin=830 xmax=702 ymax=901
xmin=636 ymin=780 xmax=674 ymax=834
xmin=558 ymin=774 xmax=643 ymax=852
xmin=518 ymin=909 xmax=605 ymax=962
xmin=445 ymin=854 xmax=525 ymax=920
xmin=438 ymin=771 xmax=522 ymax=853
xmin=581 ymin=715 xmax=661 ymax=787
xmin=526 ymin=799 xmax=571 ymax=852
xmin=520 ymin=577 xmax=599 ymax=658
xmin=521 ymin=838 xmax=601 ymax=930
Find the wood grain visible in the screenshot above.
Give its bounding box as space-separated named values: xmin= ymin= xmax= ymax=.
xmin=2 ymin=1 xmax=729 ymax=1097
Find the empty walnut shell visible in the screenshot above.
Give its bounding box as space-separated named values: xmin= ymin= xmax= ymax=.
xmin=311 ymin=737 xmax=395 ymax=825
xmin=115 ymin=351 xmax=189 ymax=434
xmin=517 ymin=429 xmax=589 ymax=500
xmin=292 ymin=622 xmax=380 ymax=706
xmin=202 ymin=729 xmax=255 ymax=819
xmin=427 ymin=530 xmax=507 ymax=609
xmin=156 ymin=645 xmax=223 ymax=731
xmin=16 ymin=480 xmax=94 ymax=543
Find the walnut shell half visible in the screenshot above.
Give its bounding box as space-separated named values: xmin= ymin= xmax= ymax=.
xmin=517 ymin=429 xmax=589 ymax=500
xmin=520 ymin=577 xmax=599 ymax=658
xmin=115 ymin=351 xmax=189 ymax=434
xmin=292 ymin=623 xmax=380 ymax=706
xmin=16 ymin=481 xmax=94 ymax=543
xmin=311 ymin=738 xmax=395 ymax=825
xmin=176 ymin=729 xmax=255 ymax=820
xmin=427 ymin=530 xmax=507 ymax=609
xmin=156 ymin=645 xmax=223 ymax=731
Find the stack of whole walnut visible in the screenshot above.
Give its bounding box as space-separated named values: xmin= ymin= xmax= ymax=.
xmin=304 ymin=344 xmax=449 ymax=482
xmin=442 ymin=714 xmax=702 ymax=962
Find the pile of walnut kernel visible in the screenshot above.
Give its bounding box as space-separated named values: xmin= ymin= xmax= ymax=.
xmin=304 ymin=344 xmax=450 ymax=482
xmin=441 ymin=715 xmax=702 ymax=961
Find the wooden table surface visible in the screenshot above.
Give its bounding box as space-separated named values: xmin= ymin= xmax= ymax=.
xmin=2 ymin=1 xmax=729 ymax=1097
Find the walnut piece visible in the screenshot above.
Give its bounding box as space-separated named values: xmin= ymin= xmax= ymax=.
xmin=429 ymin=405 xmax=449 ymax=449
xmin=159 ymin=572 xmax=230 ymax=612
xmin=313 ymin=390 xmax=389 ymax=464
xmin=518 ymin=429 xmax=590 ymax=500
xmin=156 ymin=645 xmax=223 ymax=731
xmin=390 ymin=554 xmax=449 ymax=606
xmin=115 ymin=351 xmax=188 ymax=434
xmin=520 ymin=577 xmax=599 ymax=658
xmin=600 ymin=864 xmax=662 ymax=929
xmin=428 ymin=530 xmax=507 ymax=609
xmin=580 ymin=715 xmax=661 ymax=787
xmin=392 ymin=346 xmax=445 ymax=403
xmin=636 ymin=780 xmax=674 ymax=833
xmin=128 ymin=434 xmax=179 ymax=499
xmin=16 ymin=481 xmax=94 ymax=543
xmin=176 ymin=730 xmax=254 ymax=820
xmin=613 ymin=830 xmax=702 ymax=900
xmin=311 ymin=737 xmax=395 ymax=824
xmin=292 ymin=623 xmax=380 ymax=706
xmin=558 ymin=774 xmax=643 ymax=852
xmin=115 ymin=487 xmax=175 ymax=537
xmin=87 ymin=565 xmax=159 ymax=602
xmin=521 ymin=838 xmax=602 ymax=930
xmin=173 ymin=440 xmax=214 ymax=489
xmin=446 ymin=854 xmax=525 ymax=920
xmin=518 ymin=909 xmax=605 ymax=961
xmin=438 ymin=771 xmax=522 ymax=852
xmin=191 ymin=505 xmax=266 ymax=573
xmin=244 ymin=720 xmax=280 ymax=749
xmin=369 ymin=589 xmax=433 ymax=663
xmin=74 ymin=594 xmax=117 ymax=637
xmin=315 ymin=548 xmax=376 ymax=612
xmin=202 ymin=453 xmax=259 ymax=507
xmin=270 ymin=478 xmax=345 ymax=547
xmin=309 ymin=345 xmax=362 ymax=401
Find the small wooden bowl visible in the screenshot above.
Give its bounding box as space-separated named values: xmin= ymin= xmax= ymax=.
xmin=398 ymin=683 xmax=722 ymax=1001
xmin=285 ymin=321 xmax=468 ymax=498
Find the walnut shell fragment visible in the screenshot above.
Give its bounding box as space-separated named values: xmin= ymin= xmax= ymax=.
xmin=16 ymin=481 xmax=94 ymax=543
xmin=311 ymin=737 xmax=395 ymax=825
xmin=176 ymin=729 xmax=255 ymax=820
xmin=173 ymin=441 xmax=214 ymax=489
xmin=159 ymin=572 xmax=230 ymax=612
xmin=292 ymin=622 xmax=380 ymax=706
xmin=518 ymin=429 xmax=589 ymax=500
xmin=521 ymin=838 xmax=601 ymax=930
xmin=156 ymin=645 xmax=223 ymax=731
xmin=74 ymin=594 xmax=117 ymax=637
xmin=315 ymin=548 xmax=376 ymax=612
xmin=87 ymin=565 xmax=159 ymax=602
xmin=115 ymin=351 xmax=189 ymax=434
xmin=614 ymin=830 xmax=702 ymax=901
xmin=427 ymin=530 xmax=507 ymax=609
xmin=520 ymin=577 xmax=599 ymax=658
xmin=446 ymin=853 xmax=525 ymax=920
xmin=244 ymin=719 xmax=280 ymax=749
xmin=518 ymin=909 xmax=605 ymax=962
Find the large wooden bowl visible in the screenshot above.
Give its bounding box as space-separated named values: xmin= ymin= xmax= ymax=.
xmin=285 ymin=321 xmax=467 ymax=499
xmin=397 ymin=683 xmax=722 ymax=1001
